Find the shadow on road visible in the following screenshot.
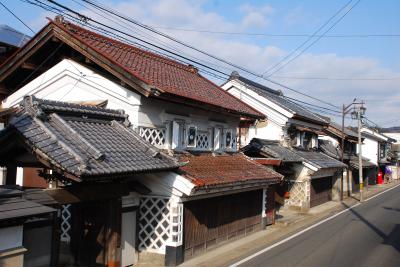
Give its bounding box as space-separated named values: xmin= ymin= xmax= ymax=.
xmin=341 ymin=202 xmax=400 ymax=253
xmin=383 ymin=206 xmax=400 ymax=212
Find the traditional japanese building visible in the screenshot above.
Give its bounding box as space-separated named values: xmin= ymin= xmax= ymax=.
xmin=359 ymin=126 xmax=396 ymax=184
xmin=0 ymin=96 xmax=180 ymax=266
xmin=0 ymin=17 xmax=283 ymax=266
xmin=223 ymin=72 xmax=346 ymax=210
xmin=319 ymin=122 xmax=376 ymax=195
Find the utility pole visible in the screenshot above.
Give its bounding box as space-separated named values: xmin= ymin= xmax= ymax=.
xmin=341 ymin=100 xmax=364 ymax=201
xmin=357 ymin=109 xmax=364 ymax=202
xmin=350 ymin=101 xmax=366 ymax=202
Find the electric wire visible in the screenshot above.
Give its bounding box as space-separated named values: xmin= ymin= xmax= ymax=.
xmin=262 ymin=0 xmax=356 ymax=77
xmin=153 ymin=27 xmax=400 ymax=38
xmin=0 ymin=0 xmax=35 ymax=34
xmin=78 ymin=0 xmax=341 ymax=109
xmin=265 ymin=0 xmax=362 ymax=77
xmin=22 ymin=0 xmax=342 ymax=112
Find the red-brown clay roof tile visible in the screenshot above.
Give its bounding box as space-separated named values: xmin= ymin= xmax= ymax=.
xmin=178 ymin=153 xmax=283 ymax=187
xmin=52 ymin=20 xmax=263 ymax=118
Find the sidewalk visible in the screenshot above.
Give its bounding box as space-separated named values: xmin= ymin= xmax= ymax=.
xmin=180 ymin=180 xmax=400 ymax=267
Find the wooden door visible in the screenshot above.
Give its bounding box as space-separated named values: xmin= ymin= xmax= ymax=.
xmin=184 ymin=190 xmax=262 ymax=259
xmin=310 ymin=177 xmax=333 ymax=208
xmin=265 ymin=186 xmax=275 ymax=225
xmin=71 ymin=199 xmax=121 ymax=267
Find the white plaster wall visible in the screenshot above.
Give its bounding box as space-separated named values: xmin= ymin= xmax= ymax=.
xmin=247 ymin=122 xmax=283 ymax=145
xmin=222 ymin=80 xmax=326 ymax=144
xmin=2 ymin=59 xmax=141 ymax=127
xmin=133 ymin=171 xmax=195 ymax=198
xmin=16 ymin=167 xmax=23 ymax=186
xmin=138 ymin=96 xmax=239 ymax=131
xmin=0 ymin=226 xmax=23 ymax=251
xmin=361 ymin=138 xmax=378 ymax=165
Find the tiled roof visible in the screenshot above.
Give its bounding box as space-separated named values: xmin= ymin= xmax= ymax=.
xmin=0 ymin=96 xmax=180 ymax=181
xmin=244 ymin=138 xmax=346 ymax=169
xmin=319 ymin=139 xmax=343 ymax=160
xmin=349 ymin=155 xmax=377 ymax=169
xmin=230 ymin=74 xmax=328 ymax=124
xmin=319 ymin=140 xmax=377 ymax=169
xmin=328 ymin=121 xmax=359 ymax=139
xmin=242 ymin=139 xmax=302 ymax=162
xmin=293 ymin=149 xmax=347 ymax=169
xmin=49 ymin=19 xmax=262 ymax=119
xmin=0 ymin=187 xmax=55 ymax=222
xmin=177 ymin=153 xmax=283 ymax=187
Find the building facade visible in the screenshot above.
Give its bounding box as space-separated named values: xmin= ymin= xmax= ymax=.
xmin=223 ymin=72 xmax=346 ymax=210
xmin=0 ymin=17 xmax=282 ymax=266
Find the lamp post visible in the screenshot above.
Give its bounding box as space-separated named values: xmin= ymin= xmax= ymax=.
xmin=351 ymin=103 xmax=366 ymax=202
xmin=340 ymin=100 xmax=365 ymax=201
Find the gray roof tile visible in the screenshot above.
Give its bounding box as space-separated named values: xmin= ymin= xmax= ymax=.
xmin=232 ymin=75 xmax=329 ymax=124
xmin=0 ymin=96 xmax=180 ymax=181
xmin=244 ymin=138 xmax=346 ymax=169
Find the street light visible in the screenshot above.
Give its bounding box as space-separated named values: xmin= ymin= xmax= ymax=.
xmin=348 ymin=102 xmax=366 ymax=202
xmin=340 ymin=100 xmax=365 ymax=201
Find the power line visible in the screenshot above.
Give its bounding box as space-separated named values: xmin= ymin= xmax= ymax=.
xmin=262 ymin=0 xmax=355 ymax=77
xmin=19 ymin=0 xmax=230 ymax=84
xmin=0 ymin=0 xmax=35 ymax=34
xmin=42 ymin=0 xmax=233 ymax=78
xmin=70 ymin=0 xmax=234 ymax=74
xmin=282 ymin=95 xmax=341 ymax=114
xmin=155 ymin=27 xmax=400 ymax=38
xmin=79 ymin=0 xmax=341 ymax=109
xmin=24 ymin=0 xmax=341 ymax=110
xmin=265 ymin=0 xmax=362 ymax=77
xmin=274 ymin=75 xmax=400 ymax=81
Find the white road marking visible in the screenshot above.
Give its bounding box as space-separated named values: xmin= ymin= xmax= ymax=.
xmin=229 ymin=184 xmax=400 ymax=267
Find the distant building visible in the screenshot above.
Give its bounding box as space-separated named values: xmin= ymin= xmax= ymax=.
xmin=0 ymin=25 xmax=30 ymax=64
xmin=223 ymin=72 xmax=346 ymax=211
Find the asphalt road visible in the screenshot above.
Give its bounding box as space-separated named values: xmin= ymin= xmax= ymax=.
xmin=235 ymin=185 xmax=400 ymax=267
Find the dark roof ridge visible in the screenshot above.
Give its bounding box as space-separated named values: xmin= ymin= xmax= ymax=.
xmin=23 ymin=95 xmax=128 ymax=123
xmin=232 ymin=73 xmax=282 ymax=96
xmin=49 ymin=113 xmax=105 ymax=161
xmin=231 ymin=74 xmax=328 ymax=124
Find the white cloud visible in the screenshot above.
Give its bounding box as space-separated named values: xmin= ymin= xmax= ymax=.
xmin=27 ymin=0 xmax=400 ymax=126
xmin=239 ymin=3 xmax=274 ymax=29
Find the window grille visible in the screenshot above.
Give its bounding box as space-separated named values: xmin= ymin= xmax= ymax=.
xmin=138 ymin=197 xmax=171 ymax=253
xmin=170 ymin=203 xmax=183 ymax=245
xmin=60 ymin=204 xmax=72 ymax=243
xmin=139 ymin=127 xmax=166 ymax=147
xmin=196 ymin=131 xmax=210 ymax=149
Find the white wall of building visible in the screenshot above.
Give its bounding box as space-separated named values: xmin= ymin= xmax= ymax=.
xmin=361 ymin=138 xmax=378 ymax=165
xmin=3 ymin=59 xmax=240 ymax=153
xmin=222 ymin=80 xmax=324 ymax=145
xmin=2 ymin=59 xmax=142 ymax=127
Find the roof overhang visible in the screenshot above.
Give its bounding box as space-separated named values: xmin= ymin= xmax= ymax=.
xmin=0 ymin=21 xmax=152 ymax=99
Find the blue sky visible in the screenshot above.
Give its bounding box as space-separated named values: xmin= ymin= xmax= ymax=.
xmin=1 ymin=0 xmax=400 ymax=126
